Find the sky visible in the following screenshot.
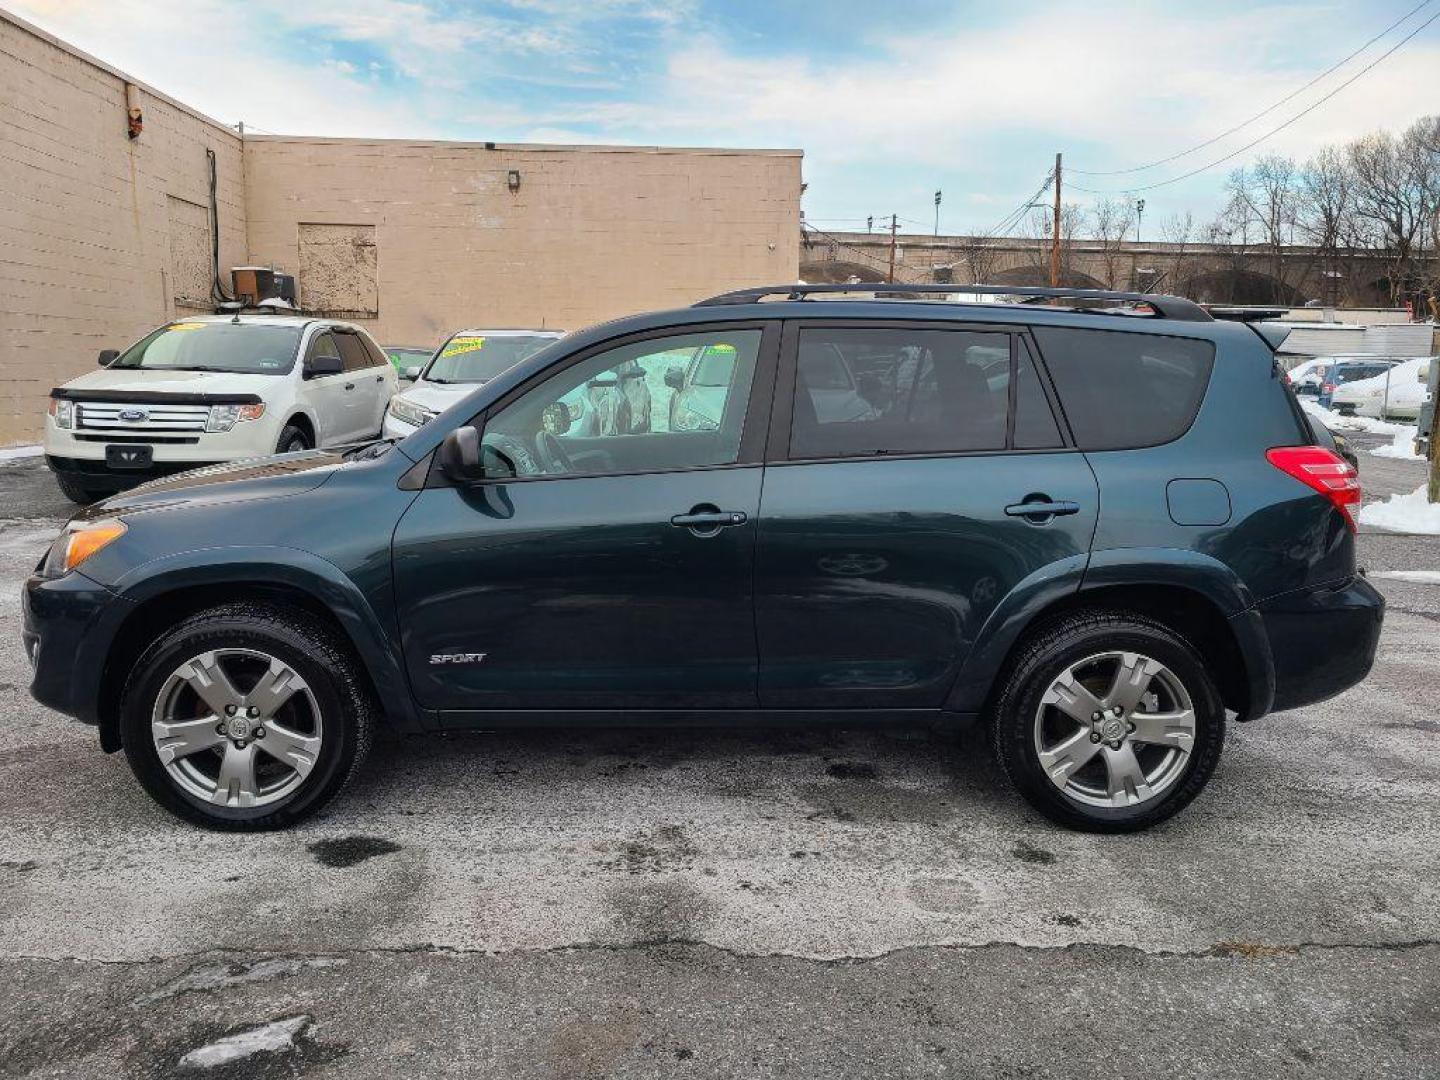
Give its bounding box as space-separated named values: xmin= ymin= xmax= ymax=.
xmin=11 ymin=0 xmax=1440 ymax=237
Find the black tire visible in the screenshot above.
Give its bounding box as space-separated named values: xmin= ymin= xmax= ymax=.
xmin=989 ymin=610 xmax=1225 ymax=833
xmin=275 ymin=423 xmax=312 ymax=454
xmin=119 ymin=602 xmax=375 ymax=831
xmin=54 ymin=473 xmax=106 ymax=505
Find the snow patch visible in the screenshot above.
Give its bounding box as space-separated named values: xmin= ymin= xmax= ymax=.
xmin=178 ymin=1015 xmax=311 ymax=1070
xmin=1371 ymin=570 xmax=1440 ymax=584
xmin=136 ymin=956 xmax=346 ymax=1005
xmin=1359 ymin=485 xmax=1440 ymax=534
xmin=1299 ymin=399 xmax=1412 ymax=435
xmin=0 ymin=444 xmax=42 ymax=463
xmin=1368 ymin=426 xmax=1423 ymax=460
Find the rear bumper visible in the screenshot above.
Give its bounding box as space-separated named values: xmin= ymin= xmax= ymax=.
xmin=1258 ymin=575 xmax=1384 ymax=714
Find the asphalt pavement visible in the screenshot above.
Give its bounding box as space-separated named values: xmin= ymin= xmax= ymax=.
xmin=1 ymin=441 xmax=1437 ymax=1079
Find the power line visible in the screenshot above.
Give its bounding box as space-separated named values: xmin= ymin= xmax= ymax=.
xmin=1070 ymin=0 xmax=1436 ymax=177
xmin=1069 ymin=6 xmax=1440 ymax=195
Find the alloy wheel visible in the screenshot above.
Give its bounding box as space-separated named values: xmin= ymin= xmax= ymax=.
xmin=150 ymin=648 xmax=323 ymax=808
xmin=1032 ymin=650 xmax=1196 ymax=808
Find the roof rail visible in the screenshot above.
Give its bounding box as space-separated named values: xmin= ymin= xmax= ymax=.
xmin=693 ymin=283 xmax=1213 ymax=322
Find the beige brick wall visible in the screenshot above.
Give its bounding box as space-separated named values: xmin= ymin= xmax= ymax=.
xmin=243 ymin=137 xmax=801 ymax=349
xmin=0 ymin=10 xmax=246 ymax=444
xmin=1 ymin=10 xmax=801 ymax=447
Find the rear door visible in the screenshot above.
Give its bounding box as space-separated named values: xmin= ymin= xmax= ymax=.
xmin=333 ymin=329 xmax=384 ymax=441
xmin=754 ymin=321 xmax=1098 ymax=709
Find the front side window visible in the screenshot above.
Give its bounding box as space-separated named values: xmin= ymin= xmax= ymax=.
xmin=111 ymin=322 xmax=303 ymax=375
xmin=335 ymin=331 xmax=375 ymax=372
xmin=307 ymin=332 xmax=341 ymax=367
xmin=789 ymin=328 xmax=1018 ymax=459
xmin=481 ymin=329 xmax=761 ymax=479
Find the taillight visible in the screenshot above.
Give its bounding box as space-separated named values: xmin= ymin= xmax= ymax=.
xmin=1266 ymin=446 xmax=1361 ymax=532
xmin=1321 ymin=382 xmax=1334 ymax=395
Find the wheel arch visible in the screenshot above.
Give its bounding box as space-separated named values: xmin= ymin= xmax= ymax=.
xmin=90 ymin=549 xmax=430 ymax=751
xmin=948 ymin=548 xmax=1274 ymax=722
xmin=282 ymin=410 xmax=316 ymax=445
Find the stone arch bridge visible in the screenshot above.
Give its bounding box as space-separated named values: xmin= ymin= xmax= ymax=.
xmin=800 ymin=230 xmax=1404 ymax=307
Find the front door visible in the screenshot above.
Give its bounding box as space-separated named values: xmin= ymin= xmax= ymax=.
xmin=755 ymin=322 xmax=1098 ymax=708
xmin=393 ymin=322 xmax=777 ymax=714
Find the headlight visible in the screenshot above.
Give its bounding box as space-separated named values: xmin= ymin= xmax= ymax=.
xmin=206 ymin=403 xmax=265 ymax=432
xmin=49 ymin=398 xmax=73 ymax=429
xmin=671 ymin=399 xmax=718 ymax=432
xmin=47 ymin=519 xmax=126 ymax=576
xmin=388 ymin=397 xmax=436 ymax=428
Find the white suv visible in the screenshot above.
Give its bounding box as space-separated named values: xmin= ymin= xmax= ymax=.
xmin=382 ymin=328 xmax=564 ymax=440
xmin=45 ymin=314 xmax=396 ymax=503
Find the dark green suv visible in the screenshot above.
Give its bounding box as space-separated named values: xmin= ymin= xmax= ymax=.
xmin=23 ymin=285 xmax=1383 ymax=832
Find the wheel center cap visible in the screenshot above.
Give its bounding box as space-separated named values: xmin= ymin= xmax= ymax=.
xmin=1100 ymin=717 xmax=1126 ymax=742
xmin=225 ymin=716 xmax=253 ymax=740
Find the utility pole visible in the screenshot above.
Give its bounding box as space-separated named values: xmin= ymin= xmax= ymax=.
xmin=1050 ymin=153 xmax=1062 ymax=288
xmin=934 ymin=190 xmax=942 ymax=237
xmin=887 ymin=214 xmax=898 ymax=283
xmin=1135 ymin=198 xmax=1146 ymax=244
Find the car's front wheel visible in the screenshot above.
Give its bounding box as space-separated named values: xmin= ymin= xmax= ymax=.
xmin=275 ymin=423 xmax=312 ymax=454
xmin=120 ymin=602 xmax=374 ymax=830
xmin=990 ymin=611 xmax=1224 ymax=832
xmin=54 ymin=473 xmax=106 ymax=505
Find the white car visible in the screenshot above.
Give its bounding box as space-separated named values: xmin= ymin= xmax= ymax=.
xmin=1285 ymin=357 xmax=1330 ymax=395
xmin=45 ymin=314 xmax=396 ymax=503
xmin=382 ymin=328 xmax=565 ymax=439
xmin=1329 ymin=356 xmax=1434 ymax=420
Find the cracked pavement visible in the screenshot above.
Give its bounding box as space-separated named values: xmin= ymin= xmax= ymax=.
xmin=1 ymin=441 xmax=1438 ymax=1078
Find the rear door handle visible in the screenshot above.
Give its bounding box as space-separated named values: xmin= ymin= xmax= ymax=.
xmin=1005 ymin=499 xmax=1080 ymax=520
xmin=670 ymin=507 xmax=748 ymax=533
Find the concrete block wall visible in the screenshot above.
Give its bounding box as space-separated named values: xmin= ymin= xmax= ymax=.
xmin=1 ymin=9 xmax=802 ymax=446
xmin=0 ymin=10 xmax=245 ymax=444
xmin=242 ymin=137 xmax=801 ymax=349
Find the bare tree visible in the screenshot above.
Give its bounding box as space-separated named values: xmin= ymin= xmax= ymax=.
xmin=1157 ymin=211 xmax=1201 ymax=296
xmin=1023 ymin=204 xmax=1083 ymax=284
xmin=1224 ymin=155 xmax=1302 ymax=302
xmin=1347 ymin=126 xmax=1431 ymax=303
xmin=1088 ymin=197 xmax=1137 ymax=288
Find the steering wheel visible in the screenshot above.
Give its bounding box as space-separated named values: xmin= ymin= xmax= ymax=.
xmin=485 ymin=434 xmax=542 ymax=477
xmin=535 ymin=430 xmax=575 ymax=474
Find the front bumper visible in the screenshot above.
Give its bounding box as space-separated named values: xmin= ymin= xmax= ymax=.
xmin=23 ymin=569 xmax=129 ymax=726
xmin=1259 ymin=575 xmax=1385 ymax=713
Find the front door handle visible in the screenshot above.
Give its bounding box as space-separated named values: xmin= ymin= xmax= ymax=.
xmin=1005 ymin=498 xmax=1080 ymax=522
xmin=344 ymin=382 xmax=355 ymax=391
xmin=670 ymin=506 xmax=748 ymax=534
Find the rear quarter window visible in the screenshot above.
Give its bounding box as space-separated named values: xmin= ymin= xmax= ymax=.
xmin=1032 ymin=328 xmax=1215 ymax=451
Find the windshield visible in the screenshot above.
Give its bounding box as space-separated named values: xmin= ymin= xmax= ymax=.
xmin=423 ymin=334 xmax=557 ymax=384
xmin=111 ymin=321 xmax=303 ymax=374
xmin=691 ymin=343 xmax=738 ymax=387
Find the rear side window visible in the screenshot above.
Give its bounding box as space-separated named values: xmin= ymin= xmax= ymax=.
xmin=790 ymin=328 xmax=1026 ymax=458
xmin=1032 ymin=328 xmax=1215 ymax=451
xmin=335 ymin=331 xmax=374 ymax=372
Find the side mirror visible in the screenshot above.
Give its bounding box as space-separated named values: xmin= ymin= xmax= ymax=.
xmin=306 ymin=354 xmax=343 ymax=378
xmin=98 ymin=349 xmax=119 ymax=367
xmin=540 ymin=402 xmax=571 ymax=436
xmin=438 ymin=425 xmax=484 ymax=482
xmin=402 ymin=365 xmax=423 ymax=382
xmin=664 ymin=367 xmax=685 ymax=390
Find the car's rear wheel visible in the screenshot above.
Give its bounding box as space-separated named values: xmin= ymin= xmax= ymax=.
xmin=119 ymin=602 xmax=374 ymax=830
xmin=990 ymin=611 xmax=1224 ymax=832
xmin=54 ymin=473 xmax=106 ymax=505
xmin=276 ymin=424 xmax=312 ymax=454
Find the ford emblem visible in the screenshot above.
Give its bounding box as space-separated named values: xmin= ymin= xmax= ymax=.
xmin=118 ymin=408 xmax=147 ymax=421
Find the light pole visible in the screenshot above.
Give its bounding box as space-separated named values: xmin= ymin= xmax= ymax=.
xmin=934 ymin=190 xmax=942 ymax=237
xmin=1135 ymin=198 xmax=1146 ymax=243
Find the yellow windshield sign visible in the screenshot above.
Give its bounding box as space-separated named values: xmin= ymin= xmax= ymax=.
xmin=441 ymin=336 xmax=485 ymax=358
xmin=169 ymin=322 xmax=206 ymax=332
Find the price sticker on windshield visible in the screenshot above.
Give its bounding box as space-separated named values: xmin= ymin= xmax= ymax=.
xmin=441 ymin=336 xmax=485 ymax=358
xmin=169 ymin=322 xmax=206 ymax=332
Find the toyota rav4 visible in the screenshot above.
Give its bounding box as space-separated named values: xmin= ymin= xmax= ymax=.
xmin=23 ymin=285 xmax=1384 ymax=832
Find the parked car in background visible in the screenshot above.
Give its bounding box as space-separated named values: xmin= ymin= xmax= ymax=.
xmin=25 ymin=284 xmax=1382 ymax=834
xmin=382 ymin=329 xmax=564 ymax=439
xmin=1284 ymin=357 xmax=1329 ymax=395
xmin=382 ymin=345 xmax=433 ymax=374
xmin=1316 ymin=358 xmax=1396 ymax=408
xmin=44 ymin=315 xmax=396 ymax=503
xmin=1329 ymin=356 xmax=1433 ymax=420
